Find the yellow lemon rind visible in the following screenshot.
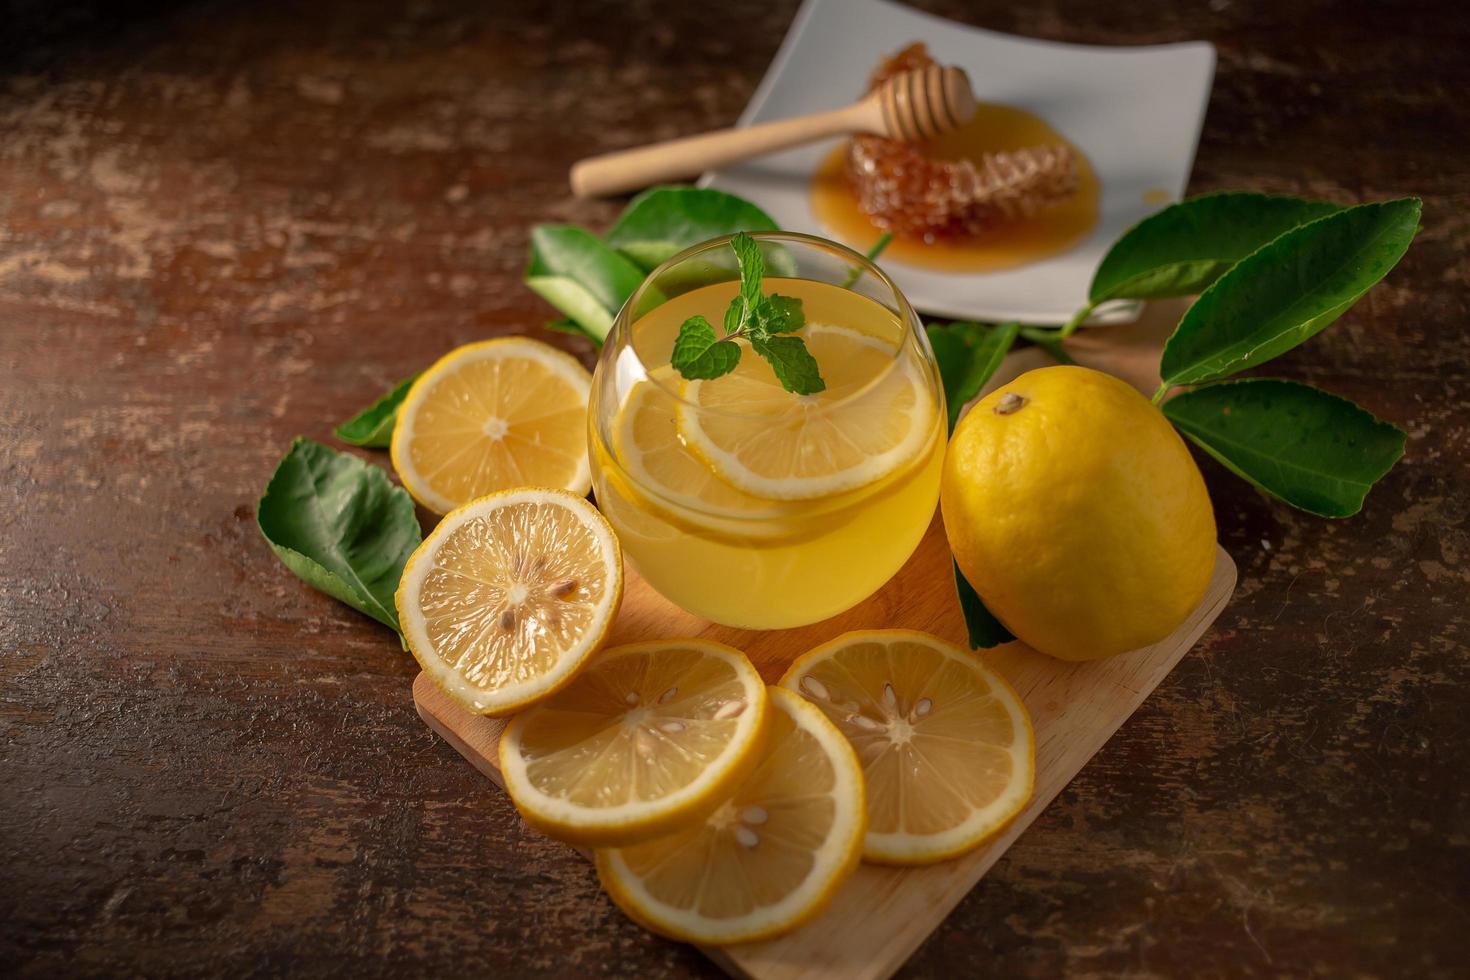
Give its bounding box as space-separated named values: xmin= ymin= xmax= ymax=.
xmin=391 ymin=337 xmax=593 ymax=515
xmin=594 ymin=687 xmax=867 ymax=945
xmin=498 ymin=640 xmax=769 ymax=847
xmin=676 ymin=325 xmax=935 ymax=501
xmin=779 ymin=629 xmax=1036 ymax=866
xmin=395 ymin=488 xmax=621 ymax=717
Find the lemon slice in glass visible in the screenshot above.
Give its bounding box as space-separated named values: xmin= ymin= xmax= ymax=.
xmin=596 ymin=687 xmax=866 ymax=944
xmin=780 ymin=630 xmax=1035 ymax=865
xmin=500 ymin=639 xmax=767 ymax=846
xmin=396 ymin=488 xmax=621 ymax=716
xmin=391 ymin=338 xmax=591 ymax=515
xmin=676 ymin=324 xmax=935 ymax=500
xmin=611 ymin=372 xmax=801 ymax=540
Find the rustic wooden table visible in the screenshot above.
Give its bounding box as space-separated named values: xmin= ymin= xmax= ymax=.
xmin=3 ymin=1 xmax=1467 ymax=976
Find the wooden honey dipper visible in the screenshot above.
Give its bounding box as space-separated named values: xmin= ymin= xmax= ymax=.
xmin=569 ymin=66 xmax=978 ymax=198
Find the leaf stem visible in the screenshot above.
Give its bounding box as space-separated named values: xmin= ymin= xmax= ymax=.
xmin=1018 ymin=326 xmax=1077 ymax=366
xmin=1151 ymin=382 xmax=1171 ymax=405
xmin=840 ymin=233 xmax=895 ymax=288
xmin=1059 ymin=301 xmax=1096 ymax=339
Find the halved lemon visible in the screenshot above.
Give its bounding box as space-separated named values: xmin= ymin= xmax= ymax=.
xmin=779 ymin=630 xmax=1034 ymax=865
xmin=677 ymin=324 xmax=936 ymax=500
xmin=396 ymin=488 xmax=621 ymax=715
xmin=499 ymin=640 xmax=767 ymax=846
xmin=391 ymin=338 xmax=591 ymax=515
xmin=596 ymin=686 xmax=866 ymax=944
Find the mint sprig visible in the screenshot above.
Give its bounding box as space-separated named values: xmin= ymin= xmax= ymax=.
xmin=670 ymin=232 xmax=825 ymax=395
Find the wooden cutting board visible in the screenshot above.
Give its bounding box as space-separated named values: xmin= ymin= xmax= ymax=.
xmin=413 ymin=321 xmax=1237 ymax=979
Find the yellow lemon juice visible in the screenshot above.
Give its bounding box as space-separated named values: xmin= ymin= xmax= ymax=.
xmin=589 ymin=276 xmax=944 ymax=630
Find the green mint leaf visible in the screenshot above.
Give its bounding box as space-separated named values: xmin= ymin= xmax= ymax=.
xmin=752 ymin=334 xmax=825 ymax=395
xmin=334 ymin=374 xmax=420 ymax=448
xmin=1162 ymin=378 xmax=1405 ymax=518
xmin=672 ymin=315 xmax=742 ymax=380
xmin=606 ymin=186 xmax=780 ymax=272
xmin=926 ymin=321 xmax=1021 ymax=432
xmin=954 ymin=561 xmax=1015 ymax=649
xmin=1159 ymin=198 xmax=1421 ymax=387
xmin=1090 ymin=193 xmax=1342 ymax=305
xmin=731 ymin=232 xmax=765 ymax=314
xmin=758 ymin=294 xmax=805 ymax=334
xmin=258 ymin=438 xmax=422 ymax=632
xmin=723 ymin=296 xmax=744 ymax=336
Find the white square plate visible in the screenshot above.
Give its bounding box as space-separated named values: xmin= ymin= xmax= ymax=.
xmin=702 ymin=0 xmax=1215 ymax=324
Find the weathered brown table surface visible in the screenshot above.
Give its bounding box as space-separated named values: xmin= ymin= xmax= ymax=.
xmin=2 ymin=1 xmax=1467 ymax=976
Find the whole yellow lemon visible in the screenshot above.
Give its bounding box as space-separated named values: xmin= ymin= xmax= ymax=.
xmin=941 ymin=365 xmax=1216 ymax=661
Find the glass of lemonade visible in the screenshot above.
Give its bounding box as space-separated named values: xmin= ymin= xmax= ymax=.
xmin=588 ymin=232 xmax=946 ymax=630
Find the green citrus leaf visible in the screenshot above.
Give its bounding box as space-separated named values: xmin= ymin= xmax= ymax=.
xmin=544 ymin=317 xmax=601 ymax=341
xmin=1160 ymin=198 xmax=1421 ymax=386
xmin=671 ymin=315 xmax=741 ymax=379
xmin=333 ymin=374 xmax=420 ymax=448
xmin=954 ymin=562 xmax=1015 ymax=649
xmin=1090 ymin=193 xmax=1341 ymax=304
xmin=926 ymin=321 xmax=1021 ymax=432
xmin=526 ymin=225 xmax=649 ymax=342
xmin=1163 ymin=378 xmax=1406 ymax=517
xmin=258 ymin=438 xmax=422 ymax=631
xmin=525 ymin=276 xmax=614 ymax=342
xmin=606 ymin=186 xmax=779 ymax=272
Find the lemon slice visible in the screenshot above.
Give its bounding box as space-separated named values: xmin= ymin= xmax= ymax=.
xmin=779 ymin=630 xmax=1034 ymax=865
xmin=396 ymin=488 xmax=621 ymax=716
xmin=596 ymin=687 xmax=866 ymax=944
xmin=677 ymin=324 xmax=935 ymax=500
xmin=391 ymin=338 xmax=591 ymax=515
xmin=500 ymin=640 xmax=767 ymax=846
xmin=612 ymin=374 xmax=802 ymax=540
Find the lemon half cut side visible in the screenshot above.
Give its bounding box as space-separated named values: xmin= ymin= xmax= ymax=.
xmin=396 ymin=488 xmax=621 ymax=716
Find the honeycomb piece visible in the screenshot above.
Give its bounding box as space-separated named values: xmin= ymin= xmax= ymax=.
xmin=847 ymin=44 xmax=1080 ymax=242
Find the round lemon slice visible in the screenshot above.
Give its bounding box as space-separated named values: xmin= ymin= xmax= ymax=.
xmin=779 ymin=630 xmax=1035 ymax=865
xmin=677 ymin=324 xmax=935 ymax=500
xmin=396 ymin=488 xmax=621 ymax=716
xmin=391 ymin=338 xmax=591 ymax=515
xmin=500 ymin=640 xmax=767 ymax=846
xmin=611 ymin=373 xmax=799 ymax=540
xmin=596 ymin=687 xmax=866 ymax=944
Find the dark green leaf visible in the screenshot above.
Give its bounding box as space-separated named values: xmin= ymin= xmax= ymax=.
xmin=759 ymin=294 xmax=805 ymax=333
xmin=751 ymin=334 xmax=824 ymax=395
xmin=954 ymin=562 xmax=1015 ymax=649
xmin=1160 ymin=198 xmax=1421 ymax=386
xmin=671 ymin=315 xmax=742 ymax=380
xmin=926 ymin=321 xmax=1021 ymax=432
xmin=525 ymin=277 xmax=615 ymax=342
xmin=606 ymin=186 xmax=780 ymax=271
xmin=1090 ymin=193 xmax=1341 ymax=304
xmin=544 ymin=317 xmax=601 ymax=341
xmin=526 ymin=225 xmax=649 ymax=341
xmin=257 ymin=438 xmax=422 ymax=631
xmin=333 ymin=374 xmax=420 ymax=448
xmin=1163 ymin=378 xmax=1406 ymax=517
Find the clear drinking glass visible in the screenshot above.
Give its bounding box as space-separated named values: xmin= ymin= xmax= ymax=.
xmin=588 ymin=232 xmax=946 ymax=630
